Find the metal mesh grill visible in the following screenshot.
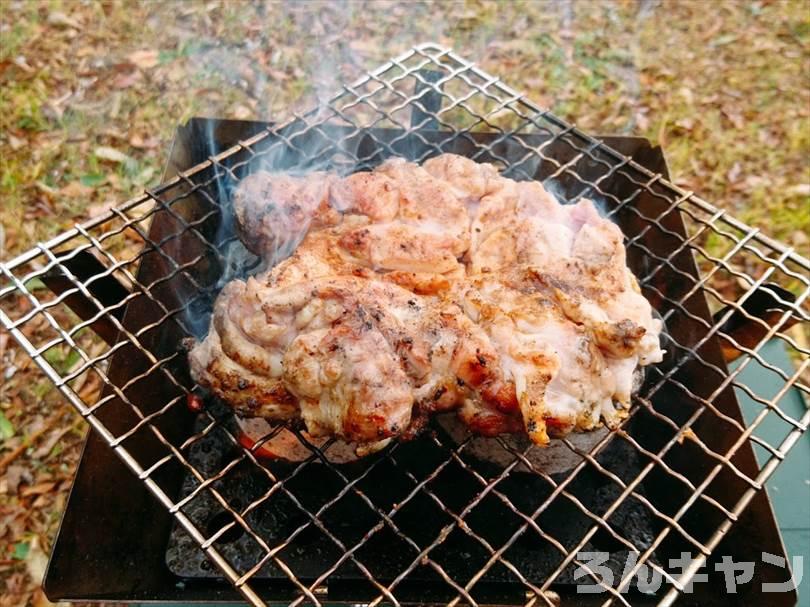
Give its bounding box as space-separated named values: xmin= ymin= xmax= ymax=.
xmin=1 ymin=43 xmax=808 ymax=606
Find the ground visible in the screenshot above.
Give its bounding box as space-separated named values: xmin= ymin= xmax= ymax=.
xmin=0 ymin=1 xmax=808 ymax=606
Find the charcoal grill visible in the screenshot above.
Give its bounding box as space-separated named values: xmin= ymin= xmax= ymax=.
xmin=1 ymin=44 xmax=807 ymax=606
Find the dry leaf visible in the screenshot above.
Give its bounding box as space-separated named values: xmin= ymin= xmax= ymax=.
xmin=675 ymin=117 xmax=694 ymax=131
xmin=127 ymin=49 xmax=160 ymax=70
xmin=722 ymin=107 xmax=745 ymax=130
xmin=8 ymin=134 xmax=25 ymax=150
xmin=112 ymin=70 xmax=141 ymax=89
xmin=726 ymin=162 xmax=742 ymax=183
xmin=12 ymin=55 xmax=34 ymax=72
xmin=60 ymin=181 xmax=93 ymax=198
xmin=87 ymin=200 xmax=116 ymax=218
xmin=4 ymin=572 xmax=26 ymax=597
xmin=678 ymin=86 xmax=694 ymax=105
xmin=47 ymin=12 xmax=80 ymax=29
xmin=26 ymin=538 xmax=49 ymax=586
xmin=5 ymin=465 xmax=30 ymax=494
xmin=95 ymin=146 xmax=131 ymax=163
xmin=32 ymin=427 xmax=72 ymax=460
xmin=102 ymin=127 xmax=128 ymax=140
xmin=792 ymin=230 xmax=809 ymax=246
xmin=267 ymin=67 xmax=290 ymax=81
xmin=20 ymin=482 xmax=56 ymax=497
xmin=233 ymin=105 xmax=252 ymax=120
xmin=129 ymin=133 xmax=160 ymax=149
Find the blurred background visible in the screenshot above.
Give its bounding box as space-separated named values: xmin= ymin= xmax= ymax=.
xmin=0 ymin=1 xmax=807 ymax=605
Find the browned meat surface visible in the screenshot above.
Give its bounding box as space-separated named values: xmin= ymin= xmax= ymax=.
xmin=190 ymin=153 xmax=664 ymax=456
xmin=233 ymin=171 xmax=340 ymax=262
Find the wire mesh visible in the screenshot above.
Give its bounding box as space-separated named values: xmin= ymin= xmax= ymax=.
xmin=0 ymin=43 xmax=808 ymax=607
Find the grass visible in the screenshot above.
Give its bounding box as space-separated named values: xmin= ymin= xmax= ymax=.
xmin=5 ymin=1 xmax=804 ymax=261
xmin=0 ymin=2 xmax=808 ymax=606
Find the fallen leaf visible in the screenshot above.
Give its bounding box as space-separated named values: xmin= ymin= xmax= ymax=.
xmin=267 ymin=67 xmax=290 ymax=81
xmin=675 ymin=117 xmax=694 ymax=131
xmin=34 ymin=181 xmax=57 ymax=196
xmin=32 ymin=427 xmax=72 ymax=460
xmin=127 ymin=49 xmax=160 ymax=70
xmin=47 ymin=12 xmax=80 ymax=29
xmin=26 ymin=415 xmax=46 ymax=437
xmin=60 ymin=181 xmax=94 ymax=198
xmin=26 ymin=538 xmax=48 ymax=586
xmin=12 ymin=55 xmax=34 ymax=72
xmin=348 ymin=38 xmax=379 ymax=55
xmin=712 ymin=34 xmax=738 ymax=47
xmin=792 ymin=230 xmax=809 ymax=246
xmin=95 ymin=146 xmax=131 ymax=164
xmin=0 ymin=510 xmax=26 ymax=539
xmin=5 ymin=465 xmax=30 ymax=494
xmin=726 ymin=162 xmax=742 ymax=183
xmin=20 ymin=482 xmax=56 ymax=497
xmin=4 ymin=572 xmax=26 ymax=598
xmin=722 ymin=107 xmax=744 ymax=130
xmin=87 ymin=200 xmax=116 ymax=218
xmin=8 ymin=134 xmax=25 ymax=150
xmin=233 ymin=105 xmax=253 ymax=120
xmin=102 ymin=127 xmax=128 ymax=140
xmin=32 ymin=494 xmax=52 ymax=509
xmin=129 ymin=133 xmax=160 ymax=149
xmin=678 ymin=86 xmax=694 ymax=105
xmin=745 ymin=175 xmax=768 ymax=189
xmin=112 ymin=70 xmax=141 ymax=89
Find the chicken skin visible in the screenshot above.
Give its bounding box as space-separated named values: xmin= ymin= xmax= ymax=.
xmin=189 ymin=154 xmax=664 ymax=455
xmin=189 ymin=276 xmax=518 ymax=444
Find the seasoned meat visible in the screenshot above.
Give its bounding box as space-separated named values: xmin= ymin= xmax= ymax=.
xmin=469 ymin=181 xmax=664 ymax=365
xmin=459 ymin=276 xmax=618 ymax=443
xmin=232 ymin=171 xmax=340 ymax=261
xmin=190 ymin=276 xmax=516 ymax=444
xmin=189 ymin=153 xmax=664 ymax=456
xmin=422 ymin=153 xmax=504 ymax=201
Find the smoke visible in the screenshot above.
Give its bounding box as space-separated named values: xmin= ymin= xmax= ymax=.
xmin=160 ymin=1 xmax=654 ymax=338
xmin=541 ymin=177 xmax=613 ymax=219
xmin=167 ymin=3 xmax=451 ymax=338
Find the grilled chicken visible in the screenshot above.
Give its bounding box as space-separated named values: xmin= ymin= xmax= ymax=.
xmin=233 ymin=171 xmax=340 ymax=263
xmin=469 ymin=180 xmax=662 ymax=364
xmin=189 ymin=275 xmax=518 ymax=444
xmin=189 ymin=153 xmax=664 ymax=456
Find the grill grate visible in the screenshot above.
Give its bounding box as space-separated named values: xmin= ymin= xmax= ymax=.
xmin=1 ymin=43 xmax=808 ymax=607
